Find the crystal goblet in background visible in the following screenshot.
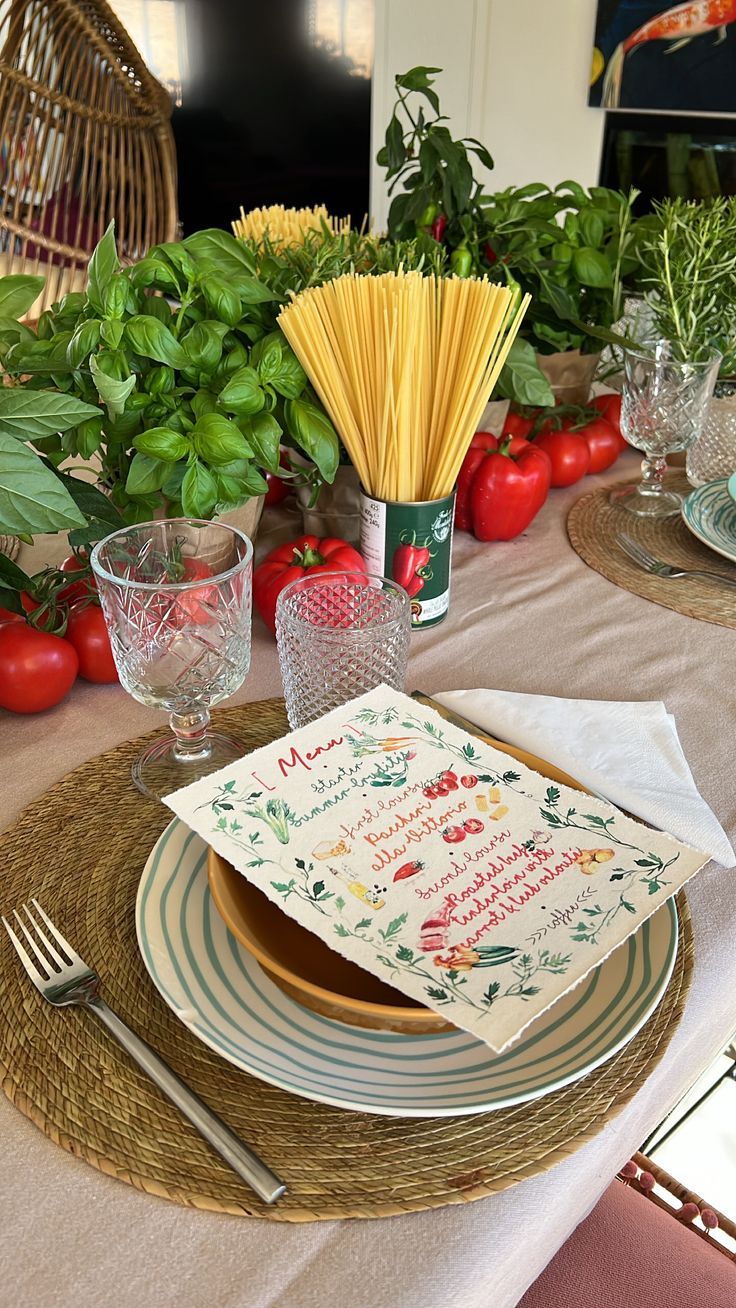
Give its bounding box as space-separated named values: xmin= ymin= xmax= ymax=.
xmin=275 ymin=571 xmax=411 ymax=729
xmin=612 ymin=341 xmax=721 ymax=518
xmin=91 ymin=519 xmax=253 ymax=800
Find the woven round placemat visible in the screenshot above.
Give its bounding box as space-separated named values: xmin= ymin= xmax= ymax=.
xmin=0 ymin=698 xmax=693 ymax=1223
xmin=567 ymin=471 xmax=736 ymax=629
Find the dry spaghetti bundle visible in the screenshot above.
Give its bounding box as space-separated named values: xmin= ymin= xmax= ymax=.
xmin=278 ymin=271 xmax=530 ymax=502
xmin=232 ymin=204 xmax=351 ymax=250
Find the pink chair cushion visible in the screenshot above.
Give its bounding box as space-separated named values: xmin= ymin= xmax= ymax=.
xmin=518 ymin=1180 xmax=736 ymax=1308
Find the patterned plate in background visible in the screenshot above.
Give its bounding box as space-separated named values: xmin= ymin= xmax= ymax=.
xmin=135 ymin=819 xmax=678 ymax=1117
xmin=682 ymin=479 xmax=736 ymax=565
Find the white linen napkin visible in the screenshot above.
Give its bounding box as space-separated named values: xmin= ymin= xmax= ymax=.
xmin=434 ymin=688 xmax=735 ymax=868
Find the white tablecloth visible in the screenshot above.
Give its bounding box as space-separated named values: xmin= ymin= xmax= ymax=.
xmin=2 ymin=453 xmax=735 ymax=1308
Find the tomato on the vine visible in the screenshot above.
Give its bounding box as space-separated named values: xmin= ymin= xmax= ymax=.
xmin=0 ymin=624 xmax=78 ymax=713
xmin=0 ymin=606 xmax=23 ymax=626
xmin=66 ymin=604 xmax=118 ymax=683
xmin=501 ymin=411 xmax=534 ymax=441
xmin=533 ymin=430 xmax=590 ymax=487
xmin=578 ymin=417 xmax=621 ymax=473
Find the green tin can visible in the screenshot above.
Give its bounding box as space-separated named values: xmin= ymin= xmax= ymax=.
xmin=359 ymin=489 xmax=456 ymax=629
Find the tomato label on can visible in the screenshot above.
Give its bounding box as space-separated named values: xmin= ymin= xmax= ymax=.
xmin=359 ymin=490 xmax=455 ymax=629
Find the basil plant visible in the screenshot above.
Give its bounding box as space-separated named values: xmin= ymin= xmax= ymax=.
xmin=0 ymin=224 xmax=339 ymax=545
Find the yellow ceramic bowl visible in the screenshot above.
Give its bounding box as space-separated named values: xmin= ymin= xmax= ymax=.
xmin=207 ymin=705 xmax=585 ymax=1035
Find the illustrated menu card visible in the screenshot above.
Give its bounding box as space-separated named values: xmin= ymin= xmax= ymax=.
xmin=165 ymin=686 xmax=707 ymax=1051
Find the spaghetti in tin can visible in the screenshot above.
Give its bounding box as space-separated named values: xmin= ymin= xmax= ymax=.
xmin=359 ymin=489 xmax=456 ymax=629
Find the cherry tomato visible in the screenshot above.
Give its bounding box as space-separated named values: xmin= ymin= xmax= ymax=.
xmin=65 ymin=604 xmax=118 ymax=683
xmin=534 ymin=430 xmax=591 ymax=487
xmin=440 ymin=770 xmax=458 ymax=784
xmin=442 ymin=825 xmax=466 ymax=844
xmin=173 ymin=557 xmax=218 ymax=626
xmin=0 ymin=624 xmax=78 ymax=713
xmin=422 ymin=786 xmax=436 ymax=799
xmin=461 ymin=775 xmax=478 ymax=788
xmin=463 ymin=818 xmax=484 ymax=834
xmin=435 ymin=782 xmax=450 ymax=797
xmin=578 ymin=417 xmax=621 ymax=474
xmin=0 ymin=606 xmax=23 ymax=626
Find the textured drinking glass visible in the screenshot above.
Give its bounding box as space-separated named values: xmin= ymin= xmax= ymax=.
xmin=275 ymin=571 xmax=411 ymax=728
xmin=686 ymin=383 xmax=736 ymax=487
xmin=611 ymin=341 xmax=721 ymax=517
xmin=91 ymin=519 xmax=253 ymax=800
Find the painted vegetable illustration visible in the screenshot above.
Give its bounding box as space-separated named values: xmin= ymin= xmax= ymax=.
xmin=243 ymin=797 xmax=295 ymax=844
xmin=393 ymin=860 xmax=426 ymax=882
xmin=418 ymin=903 xmax=450 ymax=952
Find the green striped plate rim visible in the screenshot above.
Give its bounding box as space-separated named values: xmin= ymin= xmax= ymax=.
xmin=135 ymin=819 xmax=678 ymax=1117
xmin=682 ymin=478 xmax=736 ymax=566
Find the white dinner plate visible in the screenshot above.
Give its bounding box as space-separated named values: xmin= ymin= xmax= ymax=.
xmin=681 ymin=479 xmax=736 ymax=565
xmin=135 ymin=818 xmax=679 ymax=1118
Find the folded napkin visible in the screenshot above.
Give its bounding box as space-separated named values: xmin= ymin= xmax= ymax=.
xmin=434 ymin=689 xmax=735 ymax=868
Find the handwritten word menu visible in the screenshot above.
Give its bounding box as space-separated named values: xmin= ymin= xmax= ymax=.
xmin=165 ymin=686 xmax=705 ymax=1050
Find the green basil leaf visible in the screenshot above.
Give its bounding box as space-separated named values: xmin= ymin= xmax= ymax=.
xmin=0 ymin=388 xmax=101 ymax=439
xmin=191 ymin=413 xmax=253 ymax=464
xmin=87 ymin=221 xmax=120 ymax=314
xmin=100 ymin=319 xmax=124 ymax=349
xmin=183 ymin=228 xmax=257 ymax=280
xmin=141 ymin=293 xmax=173 ymax=323
xmin=201 ymin=275 xmax=241 ymax=328
xmin=182 ymin=320 xmax=228 ymax=372
xmin=125 ymin=315 xmax=189 ymax=368
xmin=218 ymin=365 xmax=265 ymax=415
xmin=161 ymin=461 xmax=186 ymax=502
xmin=572 ymin=247 xmax=612 ymax=288
xmin=251 ymin=333 xmax=283 ymax=383
xmin=270 ymin=345 xmax=306 ymax=399
xmin=52 ymin=469 xmax=125 ymax=528
xmin=129 ymin=258 xmax=179 ymax=294
xmin=148 ymin=241 xmax=197 ymax=282
xmin=90 ymin=355 xmax=136 ymax=416
xmin=215 ymin=459 xmax=268 ymax=502
xmin=495 ymin=338 xmax=555 ymax=407
xmin=0 ymin=316 xmax=34 ymax=346
xmin=133 ymin=426 xmax=191 ymax=462
xmin=215 ymin=342 xmax=250 ymax=380
xmin=0 ymin=432 xmax=87 ymax=534
xmin=239 ymin=411 xmax=281 ymax=472
xmin=125 ymin=451 xmax=169 ymax=496
xmin=0 ymin=550 xmax=33 ymax=592
xmin=0 ymin=274 xmax=45 ymax=319
xmin=66 ymin=319 xmax=102 ymax=368
xmin=181 ymin=459 xmax=218 ymax=517
xmin=103 ymin=273 xmax=130 ymax=321
xmin=284 ymin=398 xmax=339 ymax=483
xmin=76 ymin=417 xmax=104 ymax=459
xmin=235 ymin=276 xmax=279 ymax=305
xmin=578 ymin=210 xmax=605 ymax=249
xmin=191 ymin=389 xmax=218 ymax=418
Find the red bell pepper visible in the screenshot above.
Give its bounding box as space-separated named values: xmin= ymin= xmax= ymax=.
xmin=455 ymin=431 xmax=530 ymax=532
xmin=253 ymin=534 xmax=368 ymax=633
xmin=431 ymin=213 xmax=447 ymax=242
xmin=469 ymin=438 xmax=551 ymax=541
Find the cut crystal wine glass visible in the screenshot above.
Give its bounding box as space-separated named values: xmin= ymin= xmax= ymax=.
xmin=91 ymin=518 xmax=253 ymax=800
xmin=611 ymin=341 xmax=721 ymax=517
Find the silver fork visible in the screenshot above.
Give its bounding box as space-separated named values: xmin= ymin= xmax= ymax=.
xmin=616 ymin=532 xmax=736 ymax=591
xmin=2 ymin=899 xmax=286 ymax=1204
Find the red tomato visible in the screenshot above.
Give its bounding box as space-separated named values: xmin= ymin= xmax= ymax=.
xmin=0 ymin=624 xmax=78 ymax=713
xmin=264 ymin=470 xmax=291 ymax=507
xmin=442 ymin=825 xmax=466 ymax=844
xmin=435 ymin=782 xmax=449 ymax=797
xmin=461 ymin=774 xmax=478 ymax=788
xmin=65 ymin=604 xmax=118 ymax=683
xmin=253 ymin=535 xmax=368 ymax=634
xmin=533 ymin=430 xmax=590 ymax=487
xmin=463 ymin=818 xmax=484 ymax=834
xmin=0 ymin=606 xmax=23 ymax=626
xmin=578 ymin=417 xmax=621 ymax=474
xmin=422 ymin=786 xmax=436 ymax=799
xmin=591 ymin=392 xmax=622 ymax=433
xmin=440 ymin=770 xmax=458 ymax=784
xmin=59 ymin=554 xmax=96 ymax=604
xmin=501 ymin=411 xmax=534 ymax=441
xmin=173 ymin=556 xmax=219 ymax=626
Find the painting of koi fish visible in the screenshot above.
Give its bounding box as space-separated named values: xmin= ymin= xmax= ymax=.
xmin=590 ymin=0 xmax=736 ymax=111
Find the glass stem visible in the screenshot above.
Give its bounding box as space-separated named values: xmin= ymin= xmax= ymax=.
xmin=638 ymin=454 xmax=668 ymax=498
xmin=170 ymin=709 xmax=213 ymax=762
